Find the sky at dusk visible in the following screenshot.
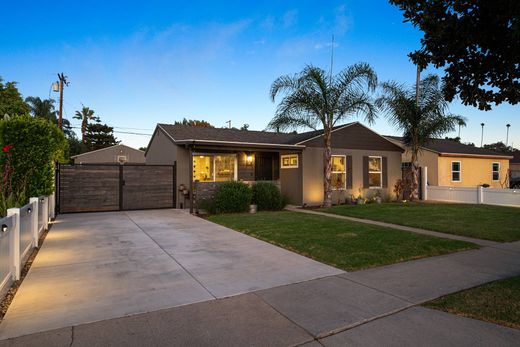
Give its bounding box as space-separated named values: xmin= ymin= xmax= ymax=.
xmin=1 ymin=0 xmax=518 ymax=149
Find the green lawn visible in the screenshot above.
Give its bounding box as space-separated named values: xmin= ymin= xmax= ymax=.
xmin=321 ymin=203 xmax=520 ymax=242
xmin=208 ymin=211 xmax=477 ymax=271
xmin=424 ymin=276 xmax=520 ymax=330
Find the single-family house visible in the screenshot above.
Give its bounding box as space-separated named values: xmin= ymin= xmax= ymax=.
xmin=145 ymin=122 xmax=404 ymax=209
xmin=71 ymin=144 xmax=145 ymax=164
xmin=385 ymin=136 xmax=512 ymax=188
xmin=510 ymin=151 xmax=520 ymax=186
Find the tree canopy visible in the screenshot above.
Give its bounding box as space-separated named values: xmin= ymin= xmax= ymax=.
xmin=0 ymin=77 xmax=30 ymax=117
xmin=390 ymin=0 xmax=520 ymax=110
xmin=174 ymin=118 xmax=214 ymax=127
xmin=84 ymin=122 xmax=119 ymax=150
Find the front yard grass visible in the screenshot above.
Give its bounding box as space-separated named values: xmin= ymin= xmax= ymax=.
xmin=321 ymin=203 xmax=520 ymax=242
xmin=208 ymin=211 xmax=477 ymax=271
xmin=424 ymin=276 xmax=520 ymax=330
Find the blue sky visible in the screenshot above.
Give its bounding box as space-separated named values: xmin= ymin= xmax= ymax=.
xmin=1 ymin=0 xmax=517 ymax=149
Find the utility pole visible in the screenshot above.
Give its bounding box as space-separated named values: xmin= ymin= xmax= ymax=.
xmin=480 ymin=123 xmax=485 ymax=147
xmin=506 ymin=124 xmax=511 ymax=147
xmin=56 ymin=73 xmax=69 ymax=130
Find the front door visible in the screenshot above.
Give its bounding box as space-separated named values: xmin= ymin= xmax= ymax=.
xmin=255 ymin=153 xmax=274 ymax=181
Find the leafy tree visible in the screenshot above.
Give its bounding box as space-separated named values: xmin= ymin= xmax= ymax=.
xmin=74 ymin=106 xmax=99 ymax=143
xmin=25 ymin=96 xmax=75 ymax=138
xmin=0 ymin=115 xmax=67 ymax=199
xmin=0 ymin=77 xmax=30 ymax=117
xmin=240 ymin=124 xmax=249 ymax=131
xmin=483 ymin=141 xmax=516 ymax=154
xmin=268 ymin=63 xmax=378 ymax=207
xmin=390 ymin=0 xmax=520 ymax=110
xmin=174 ymin=118 xmax=213 ymax=127
xmin=377 ymin=75 xmax=465 ymax=200
xmin=84 ymin=122 xmax=119 ymax=150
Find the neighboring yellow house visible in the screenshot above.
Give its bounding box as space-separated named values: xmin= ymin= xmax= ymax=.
xmin=385 ymin=137 xmax=512 ymax=189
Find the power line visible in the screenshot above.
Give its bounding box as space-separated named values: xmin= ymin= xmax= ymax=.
xmin=68 ymin=126 xmax=152 ymax=136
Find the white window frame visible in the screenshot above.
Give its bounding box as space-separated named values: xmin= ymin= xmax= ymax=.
xmin=492 ymin=162 xmax=500 ymax=181
xmin=192 ymin=153 xmax=238 ymax=182
xmin=368 ymin=156 xmax=383 ymax=189
xmin=280 ymin=154 xmax=299 ymax=169
xmin=331 ymin=155 xmax=347 ymax=190
xmin=451 ymin=161 xmax=461 ymax=182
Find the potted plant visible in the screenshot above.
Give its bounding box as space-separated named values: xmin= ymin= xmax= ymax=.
xmin=356 ymin=188 xmax=364 ymax=205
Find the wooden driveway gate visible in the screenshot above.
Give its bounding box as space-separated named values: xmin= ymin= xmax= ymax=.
xmin=56 ymin=164 xmax=176 ymax=213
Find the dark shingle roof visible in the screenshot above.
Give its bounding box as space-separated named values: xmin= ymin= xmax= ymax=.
xmin=385 ymin=136 xmax=512 ymax=157
xmin=511 ymin=151 xmax=520 ymax=163
xmin=157 ymin=122 xmax=356 ymax=146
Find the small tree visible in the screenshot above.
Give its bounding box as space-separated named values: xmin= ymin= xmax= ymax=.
xmin=0 ymin=77 xmax=30 ymax=118
xmin=84 ymin=122 xmax=119 ymax=150
xmin=377 ymin=75 xmax=465 ymax=200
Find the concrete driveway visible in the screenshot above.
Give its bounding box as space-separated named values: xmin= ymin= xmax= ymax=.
xmin=0 ymin=209 xmax=342 ymax=339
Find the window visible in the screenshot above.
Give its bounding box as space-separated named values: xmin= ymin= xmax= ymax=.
xmin=492 ymin=162 xmax=500 ymax=181
xmin=192 ymin=154 xmax=236 ymax=182
xmin=368 ymin=156 xmax=382 ymax=188
xmin=451 ymin=161 xmax=461 ymax=182
xmin=281 ymin=154 xmax=298 ymax=169
xmin=331 ymin=155 xmax=346 ymax=190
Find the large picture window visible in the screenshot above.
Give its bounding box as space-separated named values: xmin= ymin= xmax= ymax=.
xmin=492 ymin=162 xmax=500 ymax=181
xmin=368 ymin=156 xmax=382 ymax=188
xmin=193 ymin=154 xmax=236 ymax=182
xmin=331 ymin=155 xmax=346 ymax=190
xmin=451 ymin=161 xmax=461 ymax=182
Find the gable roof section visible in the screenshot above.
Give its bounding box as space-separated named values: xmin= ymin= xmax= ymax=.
xmin=385 ymin=136 xmax=513 ymax=159
xmin=71 ymin=144 xmax=144 ymax=159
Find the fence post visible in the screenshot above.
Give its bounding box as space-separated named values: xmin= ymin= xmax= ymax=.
xmin=49 ymin=192 xmax=56 ymax=220
xmin=43 ymin=197 xmax=49 ymax=230
xmin=29 ymin=198 xmax=39 ymax=247
xmin=421 ymin=167 xmax=428 ymax=201
xmin=7 ymin=208 xmax=21 ymax=281
xmin=477 ymin=186 xmax=484 ymax=204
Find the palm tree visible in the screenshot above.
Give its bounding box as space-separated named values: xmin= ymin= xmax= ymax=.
xmin=25 ymin=96 xmax=56 ymax=121
xmin=376 ymin=75 xmax=466 ymax=200
xmin=269 ymin=63 xmax=378 ymax=207
xmin=74 ymin=106 xmax=99 ymax=143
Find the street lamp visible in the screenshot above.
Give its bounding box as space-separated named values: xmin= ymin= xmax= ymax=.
xmin=480 ymin=123 xmax=485 ymax=147
xmin=506 ymin=124 xmax=511 ymax=147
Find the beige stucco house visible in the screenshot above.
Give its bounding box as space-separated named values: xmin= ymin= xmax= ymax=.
xmin=71 ymin=144 xmax=145 ymax=164
xmin=385 ymin=137 xmax=512 ymax=188
xmin=145 ymin=122 xmax=404 ymax=209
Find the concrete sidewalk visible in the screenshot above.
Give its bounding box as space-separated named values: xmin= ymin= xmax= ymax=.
xmin=1 ymin=242 xmax=519 ymax=346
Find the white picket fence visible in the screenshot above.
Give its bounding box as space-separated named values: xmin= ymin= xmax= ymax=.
xmin=0 ymin=194 xmax=55 ymax=298
xmin=421 ymin=167 xmax=520 ymax=207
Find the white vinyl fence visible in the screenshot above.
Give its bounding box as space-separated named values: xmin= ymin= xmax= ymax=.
xmin=421 ymin=167 xmax=520 ymax=207
xmin=0 ymin=193 xmax=55 ymax=298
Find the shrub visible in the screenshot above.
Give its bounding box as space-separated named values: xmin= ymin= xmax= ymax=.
xmin=0 ymin=115 xmax=67 ymax=200
xmin=252 ymin=182 xmax=285 ymax=211
xmin=213 ymin=181 xmax=252 ymax=213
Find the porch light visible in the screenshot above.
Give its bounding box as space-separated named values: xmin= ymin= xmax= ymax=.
xmin=246 ymin=155 xmax=253 ymax=164
xmin=1 ymin=224 xmax=7 ymax=233
xmin=40 ymin=197 xmax=45 ymax=203
xmin=27 ymin=207 xmax=32 ymax=214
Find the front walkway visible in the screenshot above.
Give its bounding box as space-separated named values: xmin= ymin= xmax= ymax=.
xmin=0 ymin=209 xmax=341 ymax=339
xmin=1 ymin=241 xmax=519 ymax=346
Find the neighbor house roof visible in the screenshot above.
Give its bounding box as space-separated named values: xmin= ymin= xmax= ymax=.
xmin=155 ymin=122 xmax=360 ymax=149
xmin=511 ymin=151 xmax=520 ymax=163
xmin=385 ymin=136 xmax=513 ymax=159
xmin=70 ymin=144 xmax=144 ymax=159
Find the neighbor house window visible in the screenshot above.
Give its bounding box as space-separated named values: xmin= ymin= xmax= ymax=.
xmin=192 ymin=154 xmax=236 ymax=182
xmin=331 ymin=155 xmax=346 ymax=190
xmin=492 ymin=162 xmax=500 ymax=181
xmin=281 ymin=154 xmax=298 ymax=169
xmin=368 ymin=156 xmax=382 ymax=188
xmin=451 ymin=161 xmax=461 ymax=182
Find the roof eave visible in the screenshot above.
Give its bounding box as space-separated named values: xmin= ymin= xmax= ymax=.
xmin=174 ymin=139 xmax=305 ymax=150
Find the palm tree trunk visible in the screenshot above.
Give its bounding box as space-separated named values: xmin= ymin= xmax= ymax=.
xmin=323 ymin=128 xmax=333 ymax=207
xmin=410 ymin=150 xmax=419 ymax=201
xmin=81 ymin=118 xmax=87 ymax=143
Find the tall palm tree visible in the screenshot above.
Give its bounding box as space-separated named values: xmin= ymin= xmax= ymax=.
xmin=376 ymin=75 xmax=466 ymax=200
xmin=74 ymin=106 xmax=99 ymax=143
xmin=25 ymin=96 xmax=56 ymax=121
xmin=269 ymin=63 xmax=378 ymax=207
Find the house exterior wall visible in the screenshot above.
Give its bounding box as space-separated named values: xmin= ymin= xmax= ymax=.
xmin=145 ymin=130 xmax=177 ymax=165
xmin=401 ymin=149 xmax=440 ymax=186
xmin=73 ymin=145 xmax=145 ymax=164
xmin=279 ymin=151 xmax=303 ymax=205
xmin=510 ymin=163 xmax=520 ymax=179
xmin=437 ymin=156 xmax=510 ymax=188
xmin=302 ymin=147 xmax=402 ymax=206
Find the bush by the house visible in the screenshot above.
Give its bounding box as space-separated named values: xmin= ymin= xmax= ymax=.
xmin=0 ymin=115 xmax=67 ymax=206
xmin=213 ymin=181 xmax=252 ymax=213
xmin=252 ymin=181 xmax=286 ymax=211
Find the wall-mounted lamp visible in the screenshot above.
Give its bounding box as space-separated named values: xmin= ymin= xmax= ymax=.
xmin=246 ymin=155 xmax=253 ymax=165
xmin=1 ymin=224 xmax=7 ymax=233
xmin=40 ymin=197 xmax=45 ymax=203
xmin=27 ymin=208 xmax=32 ymax=214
